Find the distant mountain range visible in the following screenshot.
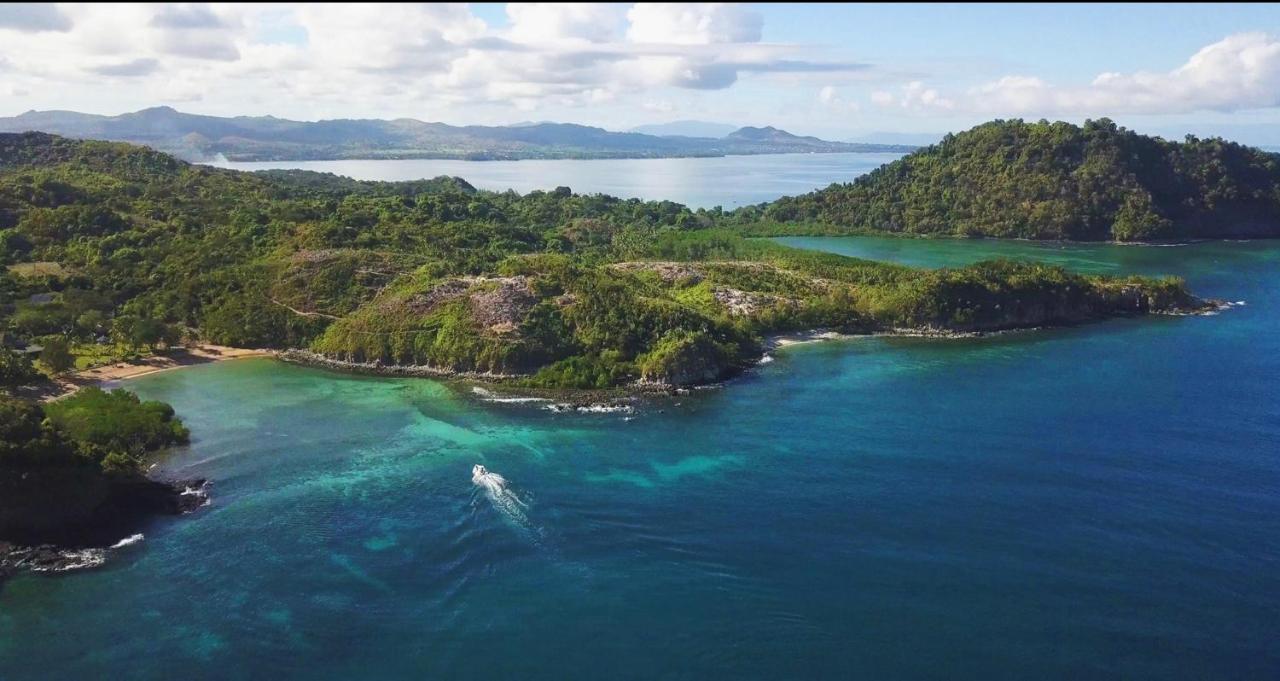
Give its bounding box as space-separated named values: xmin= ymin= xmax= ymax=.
xmin=0 ymin=107 xmax=915 ymax=162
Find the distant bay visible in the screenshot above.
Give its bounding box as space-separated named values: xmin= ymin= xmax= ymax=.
xmin=210 ymin=152 xmax=906 ymax=209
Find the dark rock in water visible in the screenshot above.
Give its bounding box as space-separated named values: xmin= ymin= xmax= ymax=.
xmin=0 ymin=476 xmax=207 ymax=583
xmin=0 ymin=542 xmax=107 ymax=576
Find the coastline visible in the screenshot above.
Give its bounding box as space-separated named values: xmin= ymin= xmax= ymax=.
xmin=0 ymin=478 xmax=209 ymax=580
xmin=20 ymin=299 xmax=1226 ymax=405
xmin=33 ymin=345 xmax=274 ymax=402
xmin=757 ymin=229 xmax=1273 ymax=247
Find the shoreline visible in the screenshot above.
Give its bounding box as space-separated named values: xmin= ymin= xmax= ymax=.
xmin=758 ymin=230 xmax=1274 ymax=247
xmin=33 ymin=345 xmax=275 ymax=402
xmin=0 ymin=478 xmax=209 ymax=581
xmin=25 ymin=301 xmax=1227 ymax=403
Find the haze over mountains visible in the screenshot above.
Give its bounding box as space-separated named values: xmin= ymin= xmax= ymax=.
xmin=629 ymin=121 xmax=741 ymax=138
xmin=0 ymin=107 xmax=913 ymax=163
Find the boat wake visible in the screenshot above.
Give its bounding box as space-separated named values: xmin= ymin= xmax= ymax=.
xmin=471 ymin=465 xmax=540 ymax=544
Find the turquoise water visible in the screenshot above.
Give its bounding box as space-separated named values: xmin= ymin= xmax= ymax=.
xmin=2 ymin=238 xmax=1278 ymax=680
xmin=212 ymin=152 xmax=905 ymax=209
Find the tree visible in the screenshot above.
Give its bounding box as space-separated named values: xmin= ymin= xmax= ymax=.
xmin=111 ymin=314 xmax=141 ymax=352
xmin=111 ymin=314 xmax=167 ymax=353
xmin=0 ymin=348 xmax=38 ymax=387
xmin=11 ymin=305 xmax=73 ymax=337
xmin=76 ymin=309 xmax=107 ymax=336
xmin=40 ymin=337 xmax=75 ymax=374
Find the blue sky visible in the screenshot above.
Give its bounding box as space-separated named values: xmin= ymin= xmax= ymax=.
xmin=2 ymin=3 xmax=1280 ymax=143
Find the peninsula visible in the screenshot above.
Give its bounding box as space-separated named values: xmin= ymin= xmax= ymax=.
xmin=0 ymin=125 xmax=1232 ymax=569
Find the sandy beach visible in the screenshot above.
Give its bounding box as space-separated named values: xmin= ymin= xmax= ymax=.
xmin=33 ymin=345 xmax=274 ymax=401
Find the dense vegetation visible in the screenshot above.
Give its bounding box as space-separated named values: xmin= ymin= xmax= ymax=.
xmin=0 ymin=131 xmax=1203 ymax=394
xmin=0 ymin=389 xmax=189 ymax=545
xmin=741 ymin=119 xmax=1280 ymax=240
xmin=2 ymin=388 xmax=187 ymax=475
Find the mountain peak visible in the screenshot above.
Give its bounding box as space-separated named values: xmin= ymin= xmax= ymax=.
xmin=726 ymin=126 xmax=800 ymax=142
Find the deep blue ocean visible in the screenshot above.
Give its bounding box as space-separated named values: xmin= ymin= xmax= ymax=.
xmin=1 ymin=236 xmax=1277 ymax=680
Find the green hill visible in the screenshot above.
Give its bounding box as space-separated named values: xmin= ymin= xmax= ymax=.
xmin=748 ymin=119 xmax=1280 ymax=241
xmin=0 ymin=132 xmax=1203 ymax=394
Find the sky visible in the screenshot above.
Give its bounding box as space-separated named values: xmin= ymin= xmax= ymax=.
xmin=2 ymin=3 xmax=1280 ymax=143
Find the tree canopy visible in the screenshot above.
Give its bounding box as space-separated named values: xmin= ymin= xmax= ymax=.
xmin=740 ymin=119 xmax=1280 ymax=241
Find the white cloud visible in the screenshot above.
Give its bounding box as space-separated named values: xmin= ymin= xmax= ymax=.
xmin=626 ymin=3 xmax=762 ymax=45
xmin=294 ymin=4 xmax=484 ymax=73
xmin=872 ymin=32 xmax=1280 ymax=116
xmin=870 ymin=81 xmax=954 ymax=111
xmin=0 ymin=3 xmax=73 ymax=33
xmin=506 ymin=3 xmax=625 ymax=44
xmin=0 ymin=2 xmax=866 ymax=119
xmin=149 ymin=4 xmax=231 ymax=30
xmin=817 ymin=85 xmax=861 ymax=112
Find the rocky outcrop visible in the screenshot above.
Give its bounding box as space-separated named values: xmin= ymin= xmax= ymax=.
xmin=610 ymin=261 xmax=704 ymax=284
xmin=468 ymin=277 xmax=537 ymax=334
xmin=712 ymin=287 xmax=795 ymax=316
xmin=402 ymin=276 xmax=537 ymax=334
xmin=404 ymin=278 xmax=471 ymax=314
xmin=0 ymin=468 xmax=207 ymax=580
xmin=637 ymin=331 xmax=735 ymax=387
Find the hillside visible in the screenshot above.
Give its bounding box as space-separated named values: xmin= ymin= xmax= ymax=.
xmin=0 ymin=132 xmax=1203 ymax=394
xmin=0 ymin=107 xmax=912 ymax=162
xmin=746 ymin=119 xmax=1280 ymax=241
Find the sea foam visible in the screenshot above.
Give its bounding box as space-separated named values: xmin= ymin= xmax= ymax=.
xmin=110 ymin=533 xmax=145 ymax=549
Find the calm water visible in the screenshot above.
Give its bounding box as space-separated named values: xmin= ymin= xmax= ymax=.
xmin=211 ymin=152 xmax=904 ymax=209
xmin=2 ymin=238 xmax=1278 ymax=680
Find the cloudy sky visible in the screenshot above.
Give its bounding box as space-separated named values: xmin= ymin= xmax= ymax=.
xmin=2 ymin=3 xmax=1280 ymax=142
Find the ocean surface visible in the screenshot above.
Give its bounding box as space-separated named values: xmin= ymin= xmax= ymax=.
xmin=210 ymin=152 xmax=905 ymax=209
xmin=1 ymin=237 xmax=1278 ymax=680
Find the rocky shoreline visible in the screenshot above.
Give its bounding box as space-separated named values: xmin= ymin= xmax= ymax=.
xmin=278 ymin=296 xmax=1225 ymax=401
xmin=277 ymin=349 xmax=522 ymax=381
xmin=0 ymin=478 xmax=208 ymax=582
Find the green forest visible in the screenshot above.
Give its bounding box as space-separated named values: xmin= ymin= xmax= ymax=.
xmin=739 ymin=119 xmax=1280 ymax=240
xmin=0 ymin=388 xmax=189 ymax=544
xmin=0 ymin=131 xmax=1204 ymax=395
